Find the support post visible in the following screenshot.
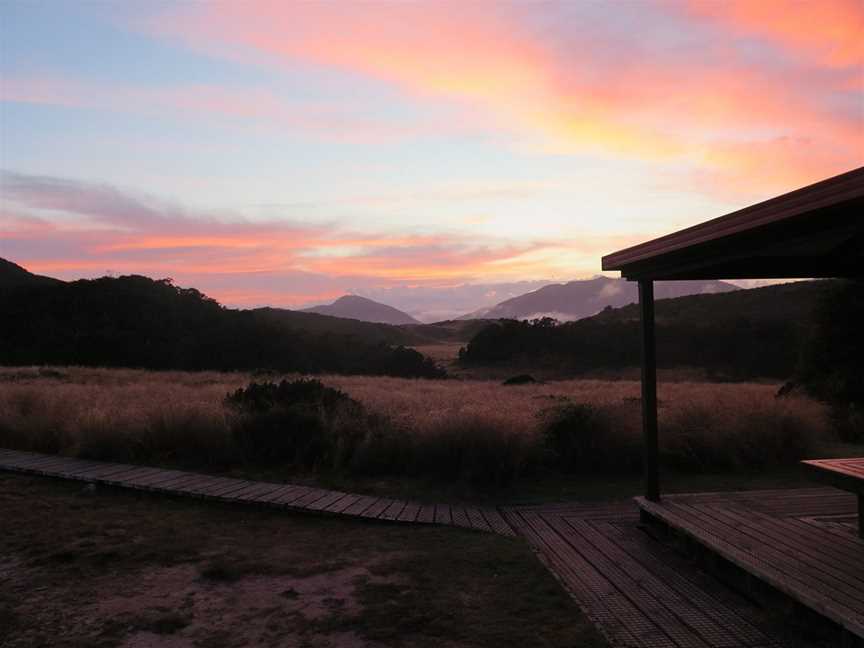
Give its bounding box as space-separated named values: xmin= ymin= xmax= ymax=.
xmin=639 ymin=279 xmax=660 ymax=502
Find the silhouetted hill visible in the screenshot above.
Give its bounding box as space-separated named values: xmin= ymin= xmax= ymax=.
xmin=302 ymin=295 xmax=421 ymax=325
xmin=0 ymin=258 xmax=63 ymax=295
xmin=0 ymin=273 xmax=444 ymax=378
xmin=460 ymin=276 xmax=737 ymax=320
xmin=249 ymin=307 xmax=421 ymax=346
xmin=460 ymin=280 xmax=829 ymax=380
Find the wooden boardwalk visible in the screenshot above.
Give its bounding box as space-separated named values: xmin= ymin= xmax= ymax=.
xmin=504 ymin=502 xmax=789 ymax=648
xmin=0 ymin=448 xmax=514 ymax=536
xmin=638 ymin=489 xmax=864 ymax=641
xmin=0 ymin=448 xmax=823 ymax=647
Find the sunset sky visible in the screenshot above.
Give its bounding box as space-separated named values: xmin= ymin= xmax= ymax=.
xmin=1 ymin=1 xmax=862 ymax=311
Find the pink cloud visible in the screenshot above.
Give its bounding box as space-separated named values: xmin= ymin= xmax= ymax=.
xmin=0 ymin=76 xmax=453 ymax=144
xmin=143 ymin=1 xmax=863 ymax=197
xmin=681 ymin=0 xmax=864 ymax=70
xmin=2 ymin=171 xmax=626 ymax=307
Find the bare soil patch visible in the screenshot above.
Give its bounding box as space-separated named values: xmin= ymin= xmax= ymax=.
xmin=0 ymin=472 xmax=605 ymax=647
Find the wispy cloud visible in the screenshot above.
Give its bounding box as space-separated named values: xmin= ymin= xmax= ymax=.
xmin=1 ymin=170 xmax=633 ymax=307
xmin=144 ymin=1 xmax=863 ymax=196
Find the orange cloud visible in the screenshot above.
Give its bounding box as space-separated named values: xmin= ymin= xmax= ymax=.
xmin=682 ymin=0 xmax=864 ymax=69
xmin=147 ymin=1 xmax=863 ymax=195
xmin=3 ymin=171 xmax=604 ymax=306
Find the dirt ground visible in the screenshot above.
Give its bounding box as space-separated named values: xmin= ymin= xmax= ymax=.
xmin=0 ymin=472 xmax=605 ymax=648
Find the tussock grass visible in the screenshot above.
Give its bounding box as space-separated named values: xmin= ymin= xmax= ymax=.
xmin=0 ymin=366 xmax=831 ymax=486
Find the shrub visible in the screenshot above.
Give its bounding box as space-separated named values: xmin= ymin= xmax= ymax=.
xmin=224 ymin=379 xmax=369 ymax=468
xmin=539 ymin=403 xmax=638 ymax=473
xmin=661 ymin=397 xmax=824 ymax=471
xmin=351 ymin=414 xmax=536 ymax=488
xmin=414 ymin=416 xmax=535 ymax=487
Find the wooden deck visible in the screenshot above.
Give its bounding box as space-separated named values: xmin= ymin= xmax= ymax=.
xmin=504 ymin=502 xmax=790 ymax=648
xmin=0 ymin=448 xmax=514 ymax=536
xmin=638 ymin=488 xmax=864 ymax=641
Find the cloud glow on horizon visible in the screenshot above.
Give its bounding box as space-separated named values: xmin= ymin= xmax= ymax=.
xmin=1 ymin=0 xmax=862 ymax=308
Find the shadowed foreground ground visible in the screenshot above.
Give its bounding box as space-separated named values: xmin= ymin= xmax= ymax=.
xmin=0 ymin=472 xmax=605 ymax=648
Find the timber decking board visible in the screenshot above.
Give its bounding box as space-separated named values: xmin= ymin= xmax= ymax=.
xmin=359 ymin=498 xmax=395 ymax=519
xmin=545 ymin=515 xmax=711 ymax=648
xmin=638 ymin=494 xmax=864 ymax=639
xmin=415 ymin=504 xmax=436 ymax=524
xmin=396 ymin=501 xmax=420 ymax=523
xmin=378 ymin=499 xmax=406 ymax=521
xmin=324 ymin=493 xmax=362 ymax=514
xmin=599 ymin=521 xmax=771 ymax=648
xmin=306 ymin=491 xmax=349 ymax=512
xmin=340 ymin=495 xmax=379 ymax=517
xmin=434 ymin=504 xmax=452 ymax=525
xmin=465 ymin=507 xmax=492 ymax=533
xmin=668 ymin=501 xmax=864 ymax=611
xmin=519 ymin=510 xmax=668 ymax=647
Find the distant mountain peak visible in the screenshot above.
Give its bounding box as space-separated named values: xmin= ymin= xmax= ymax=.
xmin=458 ymin=276 xmax=737 ymax=321
xmin=301 ymin=294 xmax=421 ymax=325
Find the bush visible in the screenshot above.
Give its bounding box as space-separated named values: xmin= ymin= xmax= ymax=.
xmin=224 ymin=379 xmax=369 ymax=468
xmin=539 ymin=403 xmax=638 ymax=473
xmin=351 ymin=415 xmax=536 ymax=488
xmin=661 ymin=397 xmax=824 ymax=471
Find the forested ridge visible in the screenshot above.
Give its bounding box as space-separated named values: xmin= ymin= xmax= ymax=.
xmin=0 ymin=274 xmax=445 ymax=378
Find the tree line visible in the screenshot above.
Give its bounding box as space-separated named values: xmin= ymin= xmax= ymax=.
xmin=0 ymin=275 xmax=445 ymax=378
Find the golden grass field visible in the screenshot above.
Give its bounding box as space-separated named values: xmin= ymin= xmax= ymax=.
xmin=0 ymin=365 xmax=830 ymax=475
xmin=0 ymin=365 xmax=824 ymax=437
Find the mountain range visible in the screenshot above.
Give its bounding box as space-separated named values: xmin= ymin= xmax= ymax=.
xmin=1 ymin=258 xmax=738 ymax=328
xmin=460 ymin=276 xmax=737 ymax=321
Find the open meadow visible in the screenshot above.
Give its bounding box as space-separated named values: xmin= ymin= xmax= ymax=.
xmin=0 ymin=365 xmax=846 ymax=503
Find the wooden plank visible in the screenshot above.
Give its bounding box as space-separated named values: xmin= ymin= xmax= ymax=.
xmin=77 ymin=463 xmax=141 ymax=481
xmin=225 ymin=481 xmax=285 ymax=501
xmin=450 ymin=506 xmax=473 ymax=529
xmin=707 ymin=504 xmax=864 ymax=585
xmin=19 ymin=456 xmax=84 ymax=473
xmin=548 ymin=515 xmax=711 ymax=648
xmin=207 ymin=479 xmax=253 ymax=498
xmin=288 ymin=489 xmax=331 ymax=510
xmin=97 ymin=466 xmax=167 ymax=486
xmin=305 ymin=491 xmax=349 ymax=512
xmin=434 ymin=504 xmax=452 ymax=525
xmin=465 ymin=507 xmax=492 ymax=533
xmin=255 ymin=484 xmax=304 ymax=504
xmin=683 ymin=503 xmax=864 ymax=601
xmin=324 ymin=493 xmax=362 ymax=514
xmin=397 ymin=501 xmax=420 ymax=523
xmin=480 ymin=508 xmax=515 ymax=537
xmin=2 ymin=453 xmax=71 ymax=470
xmin=340 ymin=495 xmax=379 ymax=517
xmin=267 ymin=485 xmax=313 ymax=505
xmin=174 ymin=475 xmax=235 ymax=497
xmin=803 ymin=459 xmax=864 ymax=495
xmin=518 ymin=511 xmax=664 ymax=648
xmin=638 ymin=497 xmax=864 ymax=637
xmin=415 ymin=504 xmax=436 ymax=524
xmin=378 ymin=500 xmax=406 ymax=521
xmin=151 ymin=473 xmax=213 ymax=492
xmin=359 ymin=498 xmax=395 ymax=519
xmin=600 ymin=521 xmax=771 ymax=648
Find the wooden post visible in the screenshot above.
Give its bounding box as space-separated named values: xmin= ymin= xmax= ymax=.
xmin=639 ymin=280 xmax=660 ymax=502
xmin=858 ymin=495 xmax=864 ymax=540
